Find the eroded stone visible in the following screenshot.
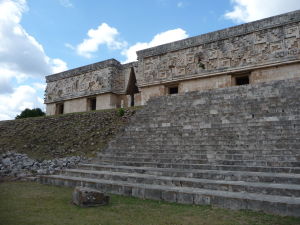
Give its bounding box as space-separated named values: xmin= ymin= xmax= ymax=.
xmin=72 ymin=187 xmax=110 ymax=207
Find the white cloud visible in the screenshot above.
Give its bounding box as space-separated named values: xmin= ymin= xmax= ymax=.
xmin=59 ymin=0 xmax=73 ymax=8
xmin=50 ymin=58 xmax=68 ymax=73
xmin=0 ymin=85 xmax=44 ymax=120
xmin=225 ymin=0 xmax=300 ymax=23
xmin=121 ymin=28 xmax=189 ymax=63
xmin=76 ymin=23 xmax=127 ymax=58
xmin=0 ymin=0 xmax=67 ymax=120
xmin=33 ymin=82 xmax=46 ymax=90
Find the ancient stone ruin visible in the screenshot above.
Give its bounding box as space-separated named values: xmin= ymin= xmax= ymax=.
xmin=39 ymin=10 xmax=300 ymax=217
xmin=45 ymin=10 xmax=300 ymax=115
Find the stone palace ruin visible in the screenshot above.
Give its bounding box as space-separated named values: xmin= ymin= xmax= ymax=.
xmin=45 ymin=10 xmax=300 ymax=115
xmin=40 ymin=10 xmax=300 ymax=216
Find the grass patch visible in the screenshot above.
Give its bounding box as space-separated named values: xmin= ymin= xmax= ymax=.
xmin=0 ymin=181 xmax=299 ymax=225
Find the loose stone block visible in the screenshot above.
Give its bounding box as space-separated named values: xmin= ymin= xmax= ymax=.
xmin=72 ymin=186 xmax=109 ymax=207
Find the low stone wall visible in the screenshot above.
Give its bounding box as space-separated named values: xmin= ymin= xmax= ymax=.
xmin=0 ymin=108 xmax=139 ymax=160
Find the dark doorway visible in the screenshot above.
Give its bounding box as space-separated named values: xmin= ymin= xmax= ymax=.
xmin=56 ymin=103 xmax=64 ymax=115
xmin=88 ymin=97 xmax=97 ymax=111
xmin=125 ymin=67 xmax=139 ymax=107
xmin=235 ymin=75 xmax=249 ymax=86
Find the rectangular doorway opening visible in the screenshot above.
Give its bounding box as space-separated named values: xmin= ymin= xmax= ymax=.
xmin=55 ymin=103 xmax=64 ymax=115
xmin=168 ymin=86 xmax=178 ymax=95
xmin=235 ymin=75 xmax=249 ymax=86
xmin=88 ymin=97 xmax=97 ymax=111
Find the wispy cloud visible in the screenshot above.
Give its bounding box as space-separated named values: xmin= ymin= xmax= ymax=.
xmin=177 ymin=2 xmax=183 ymax=8
xmin=59 ymin=0 xmax=73 ymax=8
xmin=65 ymin=43 xmax=75 ymax=50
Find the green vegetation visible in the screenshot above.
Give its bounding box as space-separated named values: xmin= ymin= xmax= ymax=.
xmin=117 ymin=107 xmax=125 ymax=117
xmin=0 ymin=181 xmax=299 ymax=225
xmin=15 ymin=108 xmax=45 ymax=119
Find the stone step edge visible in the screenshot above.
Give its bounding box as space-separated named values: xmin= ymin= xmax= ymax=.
xmin=40 ymin=174 xmax=300 ymax=205
xmin=64 ymin=169 xmax=300 ymax=191
xmin=96 ymin=156 xmax=300 ymax=162
xmin=79 ymin=163 xmax=300 ymax=178
xmin=95 ymin=160 xmax=300 ymax=168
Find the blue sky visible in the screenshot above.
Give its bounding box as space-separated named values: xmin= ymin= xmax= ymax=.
xmin=0 ymin=0 xmax=299 ymax=120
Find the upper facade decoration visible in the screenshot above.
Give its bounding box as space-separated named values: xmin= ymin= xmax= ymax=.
xmin=45 ymin=59 xmax=138 ymax=103
xmin=136 ymin=10 xmax=300 ymax=86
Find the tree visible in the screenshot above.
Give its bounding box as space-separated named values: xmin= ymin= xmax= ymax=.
xmin=15 ymin=108 xmax=45 ymax=119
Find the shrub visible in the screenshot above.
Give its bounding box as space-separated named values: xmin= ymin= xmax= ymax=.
xmin=117 ymin=108 xmax=125 ymax=117
xmin=15 ymin=108 xmax=45 ymax=119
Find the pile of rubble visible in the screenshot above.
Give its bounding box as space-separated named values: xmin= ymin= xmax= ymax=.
xmin=0 ymin=151 xmax=84 ymax=179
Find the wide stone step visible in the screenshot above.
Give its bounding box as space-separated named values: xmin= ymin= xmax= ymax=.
xmin=115 ymin=135 xmax=300 ymax=142
xmin=105 ymin=148 xmax=300 ymax=155
xmin=62 ymin=169 xmax=300 ymax=197
xmin=97 ymin=153 xmax=299 ymax=161
xmin=90 ymin=161 xmax=300 ymax=173
xmin=78 ymin=163 xmax=300 ymax=184
xmin=130 ymin=118 xmax=300 ymax=129
xmin=109 ymin=143 xmax=300 ymax=151
xmin=146 ymin=93 xmax=300 ymax=107
xmin=39 ymin=174 xmax=300 ymax=217
xmin=97 ymin=157 xmax=300 ymax=167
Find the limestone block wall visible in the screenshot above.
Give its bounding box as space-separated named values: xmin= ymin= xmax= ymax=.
xmin=64 ymin=98 xmax=87 ymax=114
xmin=140 ymin=85 xmax=166 ymax=105
xmin=46 ymin=103 xmax=56 ymax=115
xmin=251 ymin=63 xmax=300 ymax=83
xmin=96 ymin=93 xmax=121 ymax=110
xmin=180 ymin=75 xmax=232 ymax=93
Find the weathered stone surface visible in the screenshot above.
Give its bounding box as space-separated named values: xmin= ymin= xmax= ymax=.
xmin=72 ymin=186 xmax=109 ymax=207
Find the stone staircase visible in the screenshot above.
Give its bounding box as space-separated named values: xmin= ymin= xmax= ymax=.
xmin=40 ymin=78 xmax=300 ymax=217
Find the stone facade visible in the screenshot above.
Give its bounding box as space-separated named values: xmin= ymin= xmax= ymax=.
xmin=45 ymin=10 xmax=300 ymax=115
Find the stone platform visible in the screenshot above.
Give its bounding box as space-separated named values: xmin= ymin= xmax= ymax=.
xmin=40 ymin=78 xmax=300 ymax=217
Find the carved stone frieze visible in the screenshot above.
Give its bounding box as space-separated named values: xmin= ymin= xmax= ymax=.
xmin=136 ymin=11 xmax=300 ymax=86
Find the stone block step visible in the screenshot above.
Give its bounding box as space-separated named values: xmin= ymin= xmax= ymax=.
xmin=97 ymin=153 xmax=299 ymax=161
xmin=91 ymin=161 xmax=300 ymax=173
xmin=103 ymin=149 xmax=300 ymax=157
xmin=97 ymin=157 xmax=300 ymax=167
xmin=108 ymin=143 xmax=300 ymax=152
xmin=39 ymin=174 xmax=300 ymax=217
xmin=63 ymin=169 xmax=300 ymax=197
xmin=78 ymin=163 xmax=300 ymax=184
